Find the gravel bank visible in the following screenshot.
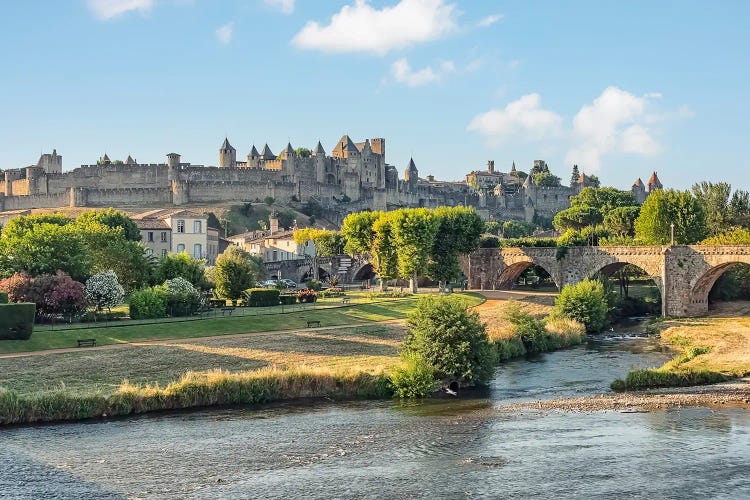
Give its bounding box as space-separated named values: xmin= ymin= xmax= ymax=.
xmin=499 ymin=378 xmax=750 ymax=413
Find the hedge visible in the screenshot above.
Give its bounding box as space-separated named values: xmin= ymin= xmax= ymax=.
xmin=279 ymin=294 xmax=297 ymax=305
xmin=0 ymin=292 xmax=8 ymax=304
xmin=0 ymin=303 xmax=35 ymax=340
xmin=129 ymin=287 xmax=168 ymax=320
xmin=245 ymin=288 xmax=281 ymax=307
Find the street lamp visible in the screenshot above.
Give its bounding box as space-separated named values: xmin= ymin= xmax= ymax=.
xmin=670 ymin=223 xmax=675 ymax=246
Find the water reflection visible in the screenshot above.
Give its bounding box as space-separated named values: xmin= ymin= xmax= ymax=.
xmin=0 ymin=338 xmax=748 ymax=499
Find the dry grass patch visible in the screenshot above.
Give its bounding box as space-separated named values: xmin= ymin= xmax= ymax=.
xmin=476 ymin=299 xmax=553 ymax=342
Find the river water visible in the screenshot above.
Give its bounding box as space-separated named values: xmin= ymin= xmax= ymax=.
xmin=1 ymin=337 xmax=749 ymax=499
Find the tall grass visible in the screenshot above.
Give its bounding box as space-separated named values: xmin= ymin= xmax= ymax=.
xmin=486 ymin=303 xmax=586 ymax=361
xmin=611 ymin=345 xmax=729 ymax=390
xmin=0 ymin=367 xmax=392 ymax=425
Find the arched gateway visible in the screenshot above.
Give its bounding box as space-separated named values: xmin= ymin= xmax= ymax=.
xmin=460 ymin=245 xmax=750 ymax=318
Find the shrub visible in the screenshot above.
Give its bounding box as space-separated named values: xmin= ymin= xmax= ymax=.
xmin=245 ymin=288 xmax=280 ymax=307
xmin=164 ymin=277 xmax=200 ymax=316
xmin=0 ymin=272 xmax=85 ymax=317
xmin=279 ymin=294 xmax=297 ymax=305
xmin=214 ymin=246 xmax=261 ymax=300
xmin=0 ymin=273 xmax=33 ymax=303
xmin=0 ymin=292 xmax=7 ymax=304
xmin=402 ymin=295 xmax=496 ymax=386
xmin=297 ymin=289 xmax=318 ymax=303
xmin=0 ymin=303 xmax=35 ymax=340
xmin=554 ymin=279 xmax=608 ymax=333
xmin=305 ymin=279 xmax=324 ymax=291
xmin=388 ymin=354 xmax=436 ymax=398
xmin=129 ymin=287 xmax=168 ymax=320
xmin=85 ymin=271 xmax=125 ymax=312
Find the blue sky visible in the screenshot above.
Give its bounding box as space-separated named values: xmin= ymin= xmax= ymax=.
xmin=1 ymin=0 xmax=748 ymax=189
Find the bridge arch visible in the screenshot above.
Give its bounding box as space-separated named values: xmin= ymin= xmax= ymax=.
xmin=577 ymin=248 xmax=665 ymax=296
xmin=689 ymin=257 xmax=750 ymax=308
xmin=352 ymin=263 xmax=377 ymax=282
xmin=494 ymin=260 xmax=559 ymax=289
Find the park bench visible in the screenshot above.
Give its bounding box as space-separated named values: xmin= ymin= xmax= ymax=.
xmin=221 ymin=307 xmax=236 ymax=316
xmin=307 ymin=320 xmax=321 ymax=328
xmin=77 ymin=338 xmax=97 ymax=348
xmin=341 ymin=298 xmax=351 ymax=304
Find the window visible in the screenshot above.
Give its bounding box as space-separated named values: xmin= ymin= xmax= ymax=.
xmin=177 ymin=220 xmax=185 ymax=233
xmin=162 ymin=249 xmax=168 ymax=258
xmin=194 ymin=244 xmax=202 ymax=258
xmin=177 ymin=243 xmax=185 ymax=253
xmin=147 ymin=231 xmax=154 ymax=242
xmin=161 ymin=232 xmax=167 ymax=242
xmin=273 ymin=250 xmax=278 ymax=261
xmin=194 ymin=220 xmax=202 ymax=233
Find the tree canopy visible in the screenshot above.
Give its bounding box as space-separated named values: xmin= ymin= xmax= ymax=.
xmin=570 ymin=187 xmax=637 ymax=216
xmin=214 ymin=246 xmax=263 ymax=300
xmin=634 ymin=189 xmax=707 ymax=244
xmin=553 ymin=205 xmax=603 ymax=232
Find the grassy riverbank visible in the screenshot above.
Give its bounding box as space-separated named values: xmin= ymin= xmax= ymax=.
xmin=612 ymin=301 xmax=750 ymax=390
xmin=0 ymin=293 xmax=489 ymax=425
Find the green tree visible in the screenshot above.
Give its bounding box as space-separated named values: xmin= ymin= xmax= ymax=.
xmin=554 ymin=279 xmax=609 ymax=333
xmin=570 ymin=164 xmax=580 ymax=187
xmin=691 ymin=181 xmax=732 ymax=236
xmin=730 ymin=190 xmax=750 ymax=227
xmin=402 ymin=295 xmax=495 ymax=386
xmin=390 ymin=208 xmax=440 ymax=292
xmin=155 ymin=252 xmax=207 ymax=289
xmin=295 ymin=147 xmax=312 ymax=158
xmin=603 ymin=206 xmax=640 ymax=238
xmin=634 ymin=189 xmax=708 ymax=244
xmin=214 ymin=246 xmax=262 ymax=300
xmin=484 ymin=220 xmax=500 ymax=235
xmin=502 ymin=220 xmax=535 ymax=238
xmin=532 ymin=171 xmax=561 ymax=187
xmin=0 ymin=213 xmax=71 ymax=239
xmin=76 ymin=208 xmax=141 ymax=241
xmin=570 ymin=187 xmax=636 ymax=216
xmin=341 ymin=211 xmax=381 ymax=254
xmin=553 ymin=205 xmax=603 ymax=232
xmin=0 ymin=222 xmax=91 ymax=281
xmin=371 ymin=213 xmax=399 ymax=288
xmin=428 ymin=206 xmax=483 ymax=287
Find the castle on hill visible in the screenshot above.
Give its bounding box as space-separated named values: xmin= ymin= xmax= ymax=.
xmin=0 ymin=136 xmax=663 ymax=224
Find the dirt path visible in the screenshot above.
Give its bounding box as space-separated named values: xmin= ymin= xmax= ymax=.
xmin=0 ymin=320 xmax=406 ymax=359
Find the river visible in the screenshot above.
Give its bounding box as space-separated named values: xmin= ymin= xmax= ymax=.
xmin=1 ymin=336 xmax=749 ymax=499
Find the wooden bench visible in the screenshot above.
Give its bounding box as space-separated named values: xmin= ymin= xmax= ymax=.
xmin=341 ymin=298 xmax=351 ymax=304
xmin=77 ymin=338 xmax=96 ymax=348
xmin=221 ymin=307 xmax=236 ymax=316
xmin=307 ymin=320 xmax=321 ymax=328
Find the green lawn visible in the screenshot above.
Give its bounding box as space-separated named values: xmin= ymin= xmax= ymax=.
xmin=0 ymin=293 xmax=484 ymax=354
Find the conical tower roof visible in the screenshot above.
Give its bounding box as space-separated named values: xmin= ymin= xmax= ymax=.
xmin=250 ymin=145 xmax=259 ymax=157
xmin=633 ymin=177 xmax=644 ymax=187
xmin=522 ymin=173 xmax=533 ymax=189
xmin=102 ymin=153 xmax=110 ymax=162
xmin=647 ymin=171 xmax=663 ymax=190
xmin=259 ymin=144 xmax=275 ymax=160
xmin=314 ymin=141 xmax=325 ymax=156
xmin=126 ymin=155 xmax=135 ymax=165
xmin=221 ymin=137 xmax=235 ymax=151
xmin=407 ymin=157 xmax=418 ymax=172
xmin=510 ymin=161 xmax=516 ymax=172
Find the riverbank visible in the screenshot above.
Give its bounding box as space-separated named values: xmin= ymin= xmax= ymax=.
xmin=502 ymin=377 xmax=750 ymax=412
xmin=612 ymin=301 xmax=750 ymax=390
xmin=1 ymin=292 xmax=584 ymax=426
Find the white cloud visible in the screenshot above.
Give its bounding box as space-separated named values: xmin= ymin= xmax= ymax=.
xmin=264 ymin=0 xmax=295 ymax=14
xmin=565 ymin=86 xmax=659 ymax=170
xmin=391 ymin=58 xmax=454 ymax=87
xmin=478 ymin=14 xmax=502 ymax=27
xmin=215 ymin=22 xmax=234 ymax=44
xmin=467 ymin=94 xmax=562 ymax=144
xmin=87 ymin=0 xmax=154 ymax=20
xmin=291 ymin=0 xmax=458 ymax=56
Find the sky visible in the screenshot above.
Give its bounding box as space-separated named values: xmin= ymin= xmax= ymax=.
xmin=0 ymin=0 xmax=748 ymax=189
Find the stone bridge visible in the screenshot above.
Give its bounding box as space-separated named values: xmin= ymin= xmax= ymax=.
xmin=461 ymin=245 xmax=750 ymax=317
xmin=263 ymin=255 xmax=375 ymax=285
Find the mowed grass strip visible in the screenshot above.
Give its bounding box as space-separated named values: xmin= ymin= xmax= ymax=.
xmin=0 ymin=324 xmax=406 ymax=397
xmin=0 ymin=293 xmax=484 ymax=354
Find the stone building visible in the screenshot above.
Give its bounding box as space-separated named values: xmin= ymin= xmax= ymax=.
xmin=132 ymin=209 xmax=220 ymax=264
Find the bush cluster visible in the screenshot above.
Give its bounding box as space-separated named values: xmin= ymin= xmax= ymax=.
xmin=297 ymin=289 xmax=318 ymax=303
xmin=388 ymin=354 xmax=436 ymax=398
xmin=553 ymin=279 xmax=609 ymax=333
xmin=164 ymin=277 xmax=201 ymax=316
xmin=128 ymin=288 xmax=168 ymax=320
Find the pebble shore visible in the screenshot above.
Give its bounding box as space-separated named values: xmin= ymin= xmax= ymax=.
xmin=499 ymin=378 xmax=750 ymax=413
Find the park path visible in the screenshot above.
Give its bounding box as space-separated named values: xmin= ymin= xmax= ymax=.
xmin=0 ymin=320 xmax=406 ymax=359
